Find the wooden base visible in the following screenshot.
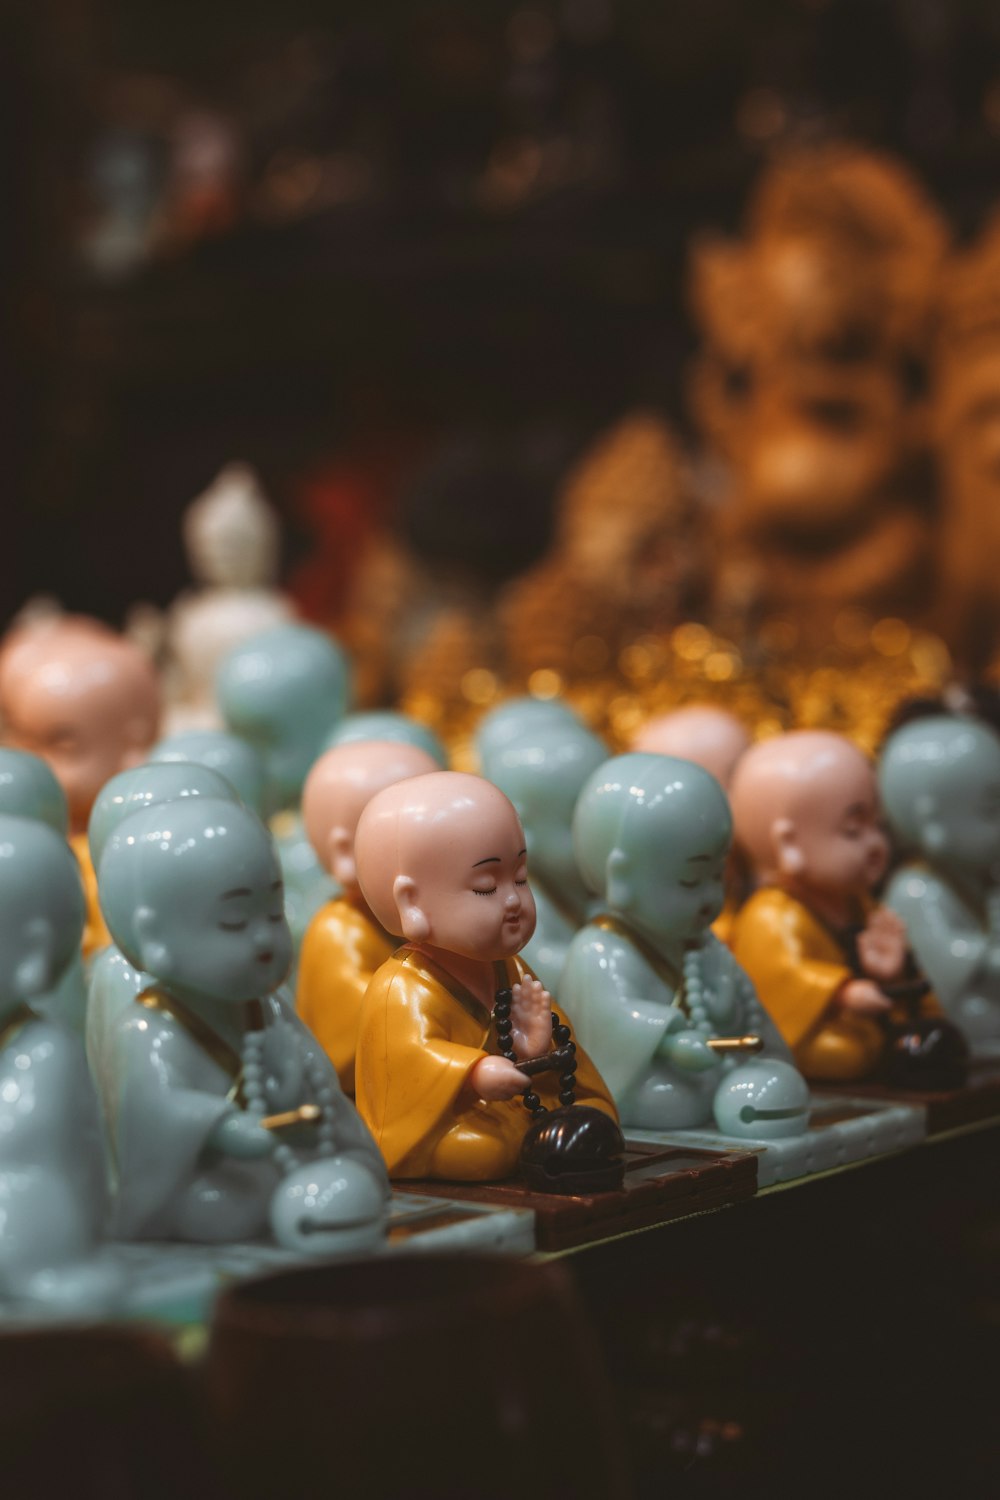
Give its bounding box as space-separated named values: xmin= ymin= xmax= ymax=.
xmin=815 ymin=1061 xmax=1000 ymax=1134
xmin=400 ymin=1140 xmax=758 ymax=1251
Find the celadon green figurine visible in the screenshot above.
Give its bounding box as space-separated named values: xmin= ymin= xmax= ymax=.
xmin=480 ymin=722 xmax=607 ymax=991
xmin=0 ymin=748 xmax=87 ymax=1032
xmin=217 ymin=624 xmax=352 ymax=944
xmin=93 ymin=795 xmax=388 ymax=1252
xmin=86 ymin=760 xmax=248 ymax=1083
xmin=474 ymin=695 xmax=589 ymax=765
xmin=881 ymin=715 xmax=1000 ymax=1057
xmin=0 ymin=814 xmax=109 ymax=1301
xmin=324 ymin=710 xmax=448 ymax=768
xmin=150 ymin=729 xmax=268 ymax=814
xmin=559 ymin=753 xmax=809 ymax=1136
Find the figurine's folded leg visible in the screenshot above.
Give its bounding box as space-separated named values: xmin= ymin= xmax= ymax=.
xmin=795 ymin=1017 xmax=883 ymax=1082
xmin=156 ymin=1161 xmax=278 ymax=1244
xmin=423 ymin=1106 xmax=521 ymax=1182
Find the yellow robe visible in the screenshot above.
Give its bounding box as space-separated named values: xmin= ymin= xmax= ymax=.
xmin=70 ymin=832 xmax=111 ymax=961
xmin=356 ymin=948 xmax=618 ymax=1181
xmin=296 ymin=896 xmax=395 ymax=1096
xmin=730 ymin=887 xmax=885 ymax=1081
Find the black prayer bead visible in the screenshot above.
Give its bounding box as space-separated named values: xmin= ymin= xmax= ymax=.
xmin=559 ymin=1090 xmax=576 ymax=1106
xmin=523 ymin=1092 xmax=541 ymax=1112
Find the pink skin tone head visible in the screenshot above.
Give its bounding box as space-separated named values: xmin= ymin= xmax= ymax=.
xmin=0 ymin=617 xmax=162 ymax=835
xmin=729 ymin=730 xmax=888 ymax=929
xmin=357 ymin=772 xmax=547 ymax=1097
xmin=631 ymin=706 xmax=751 ymax=791
xmin=301 ymin=740 xmax=441 ymax=898
xmin=355 ymin=771 xmax=536 ymax=966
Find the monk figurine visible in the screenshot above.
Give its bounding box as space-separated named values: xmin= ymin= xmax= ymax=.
xmin=730 ymin=731 xmax=938 ymax=1082
xmin=880 ymin=715 xmax=1000 ymax=1058
xmin=353 ymin=771 xmax=617 ymax=1181
xmin=296 ymin=740 xmax=440 ymax=1094
xmin=93 ymin=795 xmax=388 ymax=1250
xmin=0 ymin=747 xmax=87 ymax=1032
xmin=0 ymin=615 xmax=161 ymax=959
xmin=87 ymin=760 xmax=247 ymax=1050
xmin=161 ymin=463 xmax=297 ymax=734
xmin=0 ymin=814 xmax=109 ymax=1303
xmin=217 ymin=623 xmax=351 ymax=945
xmin=478 ymin=720 xmax=607 ymax=991
xmin=150 ymin=728 xmax=268 ymax=815
xmin=560 ymin=753 xmax=807 ymax=1135
xmin=475 ymin=695 xmax=590 ymax=764
xmin=630 ymin=704 xmax=752 ymax=943
xmin=324 ymin=709 xmax=448 ymax=768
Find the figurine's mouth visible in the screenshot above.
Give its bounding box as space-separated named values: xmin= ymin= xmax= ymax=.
xmin=257 ymin=951 xmax=275 ymax=965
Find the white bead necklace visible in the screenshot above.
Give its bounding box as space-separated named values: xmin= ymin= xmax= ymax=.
xmin=681 ymin=940 xmax=764 ymax=1040
xmin=241 ymin=1012 xmax=338 ymax=1175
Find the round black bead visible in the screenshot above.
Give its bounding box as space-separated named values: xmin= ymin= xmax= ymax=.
xmin=559 ymin=1090 xmax=576 ymax=1107
xmin=523 ymin=1092 xmax=541 ymax=1113
xmin=559 ymin=1070 xmax=577 ymax=1089
xmin=496 ymin=1017 xmax=513 ymax=1035
xmin=565 ymin=1041 xmax=577 ymax=1055
xmin=552 ymin=1023 xmax=571 ymax=1045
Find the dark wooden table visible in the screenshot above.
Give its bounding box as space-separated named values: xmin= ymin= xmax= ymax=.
xmin=560 ymin=1120 xmax=1000 ymax=1498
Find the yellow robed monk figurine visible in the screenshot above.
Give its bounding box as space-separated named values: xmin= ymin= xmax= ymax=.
xmin=353 ymin=771 xmax=618 ymax=1182
xmin=296 ymin=739 xmax=441 ymax=1095
xmin=729 ymin=730 xmax=944 ymax=1083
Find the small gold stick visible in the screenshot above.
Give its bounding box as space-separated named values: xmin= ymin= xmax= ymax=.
xmin=260 ymin=1103 xmax=323 ymax=1131
xmin=706 ymin=1035 xmax=764 ymax=1054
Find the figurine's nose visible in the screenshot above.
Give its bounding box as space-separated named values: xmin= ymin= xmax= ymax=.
xmin=504 ymin=888 xmax=521 ymax=910
xmin=253 ymin=921 xmax=276 ymax=953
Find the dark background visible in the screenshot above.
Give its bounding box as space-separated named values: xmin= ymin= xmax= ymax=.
xmin=3 ymin=0 xmax=1000 ymax=627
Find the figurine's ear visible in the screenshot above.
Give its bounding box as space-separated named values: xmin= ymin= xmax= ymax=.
xmin=327 ymin=827 xmax=356 ymax=890
xmin=13 ymin=917 xmax=56 ymax=998
xmin=605 ymin=848 xmax=632 ymax=911
xmin=773 ymin=817 xmax=805 ymax=876
xmin=133 ymin=905 xmax=171 ymax=976
xmin=392 ymin=875 xmax=431 ymax=943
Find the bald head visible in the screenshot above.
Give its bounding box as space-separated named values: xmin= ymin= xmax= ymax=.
xmin=0 ymin=616 xmax=161 ymax=832
xmin=0 ymin=814 xmax=85 ymax=1009
xmin=573 ymin=752 xmax=731 ymax=897
xmin=730 ymin=730 xmax=881 ymax=886
xmin=302 ymin=740 xmax=441 ymax=893
xmin=879 ymin=715 xmax=1000 ymax=870
xmin=355 ymin=771 xmax=530 ymax=954
xmin=98 ymin=797 xmax=290 ymax=1001
xmin=631 ymin=705 xmax=751 ymax=790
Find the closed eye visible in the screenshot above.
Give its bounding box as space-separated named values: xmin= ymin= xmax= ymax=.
xmin=515 ymin=878 xmax=528 ymax=886
xmin=219 ymin=920 xmax=248 ymax=932
xmin=473 ymin=887 xmax=498 ymax=897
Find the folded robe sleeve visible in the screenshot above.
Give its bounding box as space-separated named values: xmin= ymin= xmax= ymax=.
xmin=730 ymin=888 xmax=854 ymax=1051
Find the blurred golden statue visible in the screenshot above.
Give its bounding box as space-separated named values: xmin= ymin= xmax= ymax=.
xmin=933 ymin=213 xmax=1000 ymax=669
xmin=689 ymin=143 xmax=948 ymax=634
xmin=499 ymin=413 xmax=707 ymax=683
